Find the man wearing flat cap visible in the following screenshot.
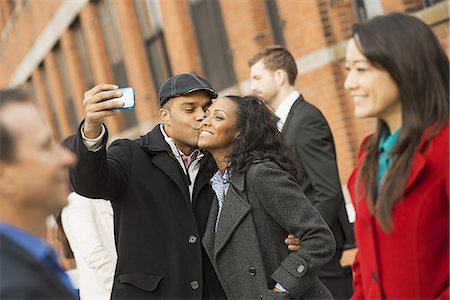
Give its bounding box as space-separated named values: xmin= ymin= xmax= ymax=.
xmin=68 ymin=74 xmax=226 ymax=299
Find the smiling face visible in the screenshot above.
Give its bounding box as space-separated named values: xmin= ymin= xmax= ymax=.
xmin=160 ymin=91 xmax=212 ymax=155
xmin=0 ymin=102 xmax=75 ymax=216
xmin=198 ymin=97 xmax=239 ymax=157
xmin=344 ymin=38 xmax=402 ymax=130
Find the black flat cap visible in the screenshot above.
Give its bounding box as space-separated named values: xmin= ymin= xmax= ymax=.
xmin=158 ymin=74 xmax=218 ymax=107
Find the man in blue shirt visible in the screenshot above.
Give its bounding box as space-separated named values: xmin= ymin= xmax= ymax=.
xmin=0 ymin=86 xmax=77 ymax=299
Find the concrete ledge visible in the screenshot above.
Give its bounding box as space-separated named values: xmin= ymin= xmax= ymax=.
xmin=413 ymin=1 xmax=449 ymax=26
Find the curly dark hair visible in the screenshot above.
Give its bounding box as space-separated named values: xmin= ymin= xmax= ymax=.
xmin=225 ymin=95 xmax=301 ymax=183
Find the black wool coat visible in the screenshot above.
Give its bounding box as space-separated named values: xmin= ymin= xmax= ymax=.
xmin=69 ymin=124 xmax=225 ymax=299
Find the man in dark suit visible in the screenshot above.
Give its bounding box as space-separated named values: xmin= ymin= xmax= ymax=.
xmin=0 ymin=87 xmax=77 ymax=299
xmin=249 ymin=46 xmax=355 ymax=299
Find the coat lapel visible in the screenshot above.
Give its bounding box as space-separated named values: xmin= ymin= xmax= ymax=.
xmin=213 ymin=172 xmax=250 ymax=259
xmin=193 ymin=154 xmax=216 ymax=203
xmin=140 ymin=126 xmax=190 ymax=203
xmin=152 ymin=154 xmax=190 ymax=203
xmin=354 ymin=137 xmax=428 ymax=223
xmin=404 ymin=152 xmax=426 ymax=194
xmin=202 ymin=195 xmax=219 ymax=261
xmin=282 ymin=95 xmax=303 ymax=136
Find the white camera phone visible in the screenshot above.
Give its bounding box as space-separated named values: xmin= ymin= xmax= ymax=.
xmin=106 ymin=87 xmax=135 ymax=110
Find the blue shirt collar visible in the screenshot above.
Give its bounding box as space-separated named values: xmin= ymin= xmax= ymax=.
xmin=378 ymin=128 xmax=401 ymax=153
xmin=0 ymin=223 xmax=54 ymax=261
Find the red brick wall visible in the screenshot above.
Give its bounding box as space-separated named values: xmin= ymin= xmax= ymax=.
xmin=159 ymin=0 xmax=202 ymax=75
xmin=31 ymin=69 xmax=57 ymax=139
xmin=0 ymin=1 xmax=61 ymax=86
xmin=113 ymin=0 xmax=159 ymax=121
xmin=277 ymin=0 xmax=328 ymax=57
xmin=44 ymin=51 xmax=73 ymax=138
xmin=219 ymin=0 xmax=272 ymax=82
xmin=79 ymin=2 xmax=123 ymax=135
xmin=60 ymin=30 xmax=85 ymax=122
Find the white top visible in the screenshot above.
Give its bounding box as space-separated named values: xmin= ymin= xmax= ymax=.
xmin=62 ymin=192 xmax=117 ymax=300
xmin=275 ymin=90 xmax=300 ymax=131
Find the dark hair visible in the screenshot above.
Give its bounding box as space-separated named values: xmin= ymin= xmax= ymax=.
xmin=226 ymin=95 xmax=300 ymax=182
xmin=54 ymin=211 xmax=75 ymax=259
xmin=248 ymin=45 xmax=298 ymax=86
xmin=54 ymin=136 xmax=75 ymax=259
xmin=353 ymin=13 xmax=449 ymax=231
xmin=0 ymin=87 xmax=35 ymax=162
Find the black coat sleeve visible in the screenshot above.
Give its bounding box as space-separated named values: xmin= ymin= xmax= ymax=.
xmin=295 ymin=109 xmax=343 ymax=226
xmin=69 ymin=122 xmax=132 ymax=202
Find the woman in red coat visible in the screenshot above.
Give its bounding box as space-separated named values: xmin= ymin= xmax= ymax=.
xmin=344 ymin=13 xmax=449 ymax=299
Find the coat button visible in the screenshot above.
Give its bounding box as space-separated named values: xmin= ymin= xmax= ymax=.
xmin=249 ymin=267 xmax=256 ymax=276
xmin=188 ymin=235 xmax=197 ymax=244
xmin=297 ymin=264 xmax=305 ymax=274
xmin=190 ymin=280 xmax=199 ymax=290
xmin=372 ymin=271 xmax=378 ymax=283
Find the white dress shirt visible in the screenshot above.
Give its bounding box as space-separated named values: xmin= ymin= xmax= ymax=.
xmin=275 ymin=91 xmax=300 ymax=131
xmin=62 ymin=192 xmax=117 ymax=300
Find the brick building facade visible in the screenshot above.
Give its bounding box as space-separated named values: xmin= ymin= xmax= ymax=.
xmin=0 ymin=0 xmax=448 ymax=184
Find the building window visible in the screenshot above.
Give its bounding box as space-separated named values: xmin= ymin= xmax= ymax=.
xmin=134 ymin=0 xmax=172 ymax=89
xmin=352 ymin=0 xmax=368 ymax=22
xmin=352 ymin=0 xmax=384 ymax=22
xmin=422 ymin=0 xmax=443 ymax=7
xmin=54 ymin=43 xmax=79 ymax=131
xmin=72 ymin=18 xmax=95 ymax=90
xmin=39 ymin=64 xmax=62 ymax=140
xmin=263 ymin=0 xmax=286 ymax=46
xmin=189 ymin=0 xmax=236 ymax=91
xmin=96 ymin=0 xmax=137 ymax=129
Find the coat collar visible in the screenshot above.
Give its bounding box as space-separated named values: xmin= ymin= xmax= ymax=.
xmin=403 ymin=127 xmax=434 ymax=193
xmin=138 ymin=125 xmax=215 ymax=204
xmin=202 ymin=170 xmax=250 ymax=261
xmin=139 ymin=126 xmax=190 ymax=202
xmin=353 ymin=126 xmax=445 ymax=223
xmin=282 ymin=94 xmax=304 ymax=135
xmin=138 ymin=125 xmax=172 ymax=153
xmin=229 ymin=170 xmax=245 ymax=191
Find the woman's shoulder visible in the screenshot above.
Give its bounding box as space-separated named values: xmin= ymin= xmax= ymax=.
xmin=246 ymin=160 xmax=290 ymax=183
xmin=248 ymin=159 xmax=280 ymax=171
xmin=428 ymin=124 xmax=448 ymax=143
xmin=356 ymin=134 xmax=374 ymax=160
xmin=422 ymin=124 xmax=448 ymax=159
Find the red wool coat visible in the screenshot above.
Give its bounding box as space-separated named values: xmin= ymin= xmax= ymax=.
xmin=348 ymin=126 xmax=449 ymax=299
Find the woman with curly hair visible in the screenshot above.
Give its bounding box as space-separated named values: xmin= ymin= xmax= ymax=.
xmin=198 ymin=95 xmax=335 ymax=299
xmin=345 ymin=12 xmax=449 ymax=299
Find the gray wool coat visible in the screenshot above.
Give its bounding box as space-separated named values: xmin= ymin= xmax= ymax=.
xmin=202 ymin=161 xmax=336 ymax=299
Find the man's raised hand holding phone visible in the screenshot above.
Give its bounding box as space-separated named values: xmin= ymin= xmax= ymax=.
xmin=83 ymin=84 xmax=131 ymax=139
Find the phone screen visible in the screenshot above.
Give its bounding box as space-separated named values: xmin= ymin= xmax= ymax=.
xmin=106 ymin=87 xmax=135 ymax=110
